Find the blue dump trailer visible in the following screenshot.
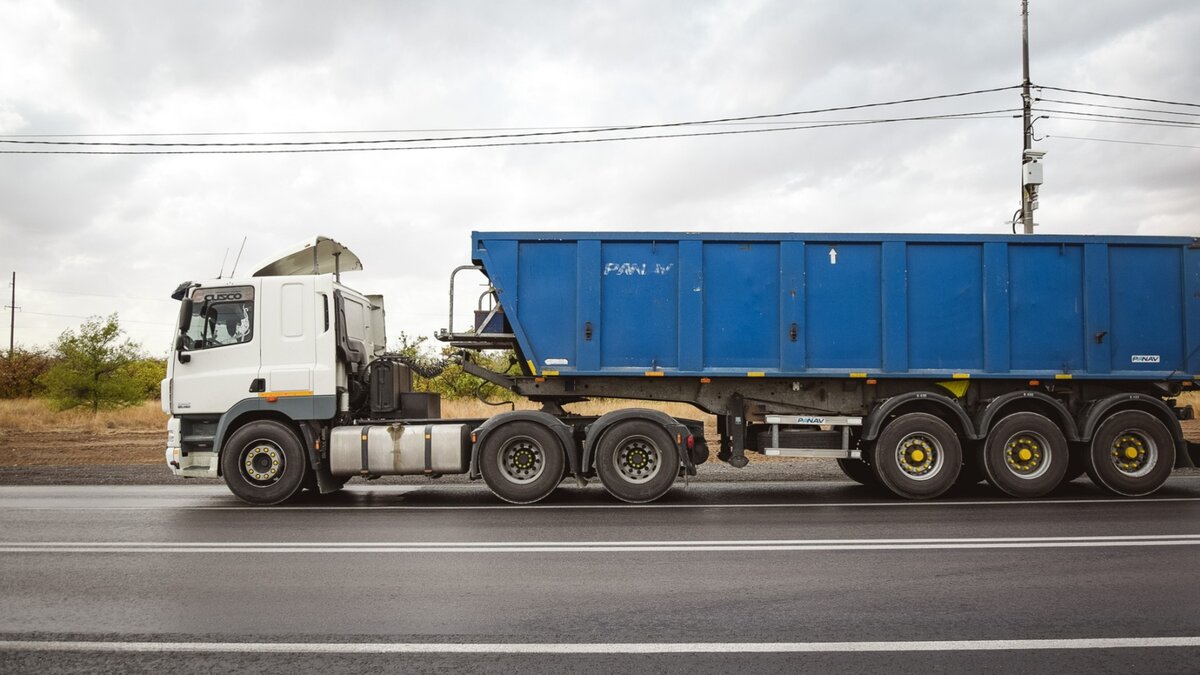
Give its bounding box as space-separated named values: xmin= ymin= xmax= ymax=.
xmin=433 ymin=231 xmax=1200 ymax=502
xmin=164 ymin=231 xmax=1200 ymax=506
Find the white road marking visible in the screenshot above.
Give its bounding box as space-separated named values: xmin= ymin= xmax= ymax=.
xmin=2 ymin=534 xmax=1198 ymax=553
xmin=2 ymin=493 xmax=1200 ymax=511
xmin=2 ymin=637 xmax=1199 ymax=653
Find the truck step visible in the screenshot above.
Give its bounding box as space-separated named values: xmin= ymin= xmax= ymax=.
xmin=764 ymin=447 xmax=861 ymax=459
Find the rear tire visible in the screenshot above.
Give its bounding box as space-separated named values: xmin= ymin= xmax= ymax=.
xmin=479 ymin=421 xmax=566 ymax=504
xmin=870 ymin=413 xmax=962 ymax=500
xmin=595 ymin=420 xmax=680 ymax=503
xmin=1085 ymin=411 xmax=1175 ymax=497
xmin=982 ymin=412 xmax=1069 ymax=498
xmin=220 ymin=420 xmax=309 ymax=505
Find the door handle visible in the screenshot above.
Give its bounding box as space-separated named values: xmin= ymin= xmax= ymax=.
xmin=249 ymin=378 xmax=266 ymax=393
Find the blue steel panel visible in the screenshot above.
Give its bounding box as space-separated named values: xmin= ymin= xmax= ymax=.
xmin=575 ymin=241 xmax=602 ymax=372
xmin=703 ymin=242 xmax=780 ymax=369
xmin=1187 ymin=247 xmax=1200 ymax=375
xmin=779 ymin=242 xmax=806 ymax=372
xmin=516 ymin=242 xmax=577 ymax=371
xmin=907 ymin=244 xmax=983 ymax=371
xmin=677 ymin=240 xmax=704 ymax=372
xmin=881 ymin=242 xmax=908 ymax=373
xmin=1109 ymin=246 xmax=1183 ymax=373
xmin=600 ymin=242 xmax=679 ymax=368
xmin=805 ymin=243 xmax=882 ymax=369
xmin=1009 ymin=244 xmax=1085 ymax=372
xmin=1083 ymin=243 xmax=1112 ymax=374
xmin=982 ymin=242 xmax=1011 ymax=373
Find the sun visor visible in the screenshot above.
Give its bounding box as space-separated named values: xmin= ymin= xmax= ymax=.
xmin=251 ymin=236 xmax=364 ymax=277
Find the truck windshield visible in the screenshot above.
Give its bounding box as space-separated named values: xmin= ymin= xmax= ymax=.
xmin=183 ymin=286 xmax=255 ymax=350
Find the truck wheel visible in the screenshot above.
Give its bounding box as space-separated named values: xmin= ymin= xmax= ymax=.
xmin=835 ymin=458 xmax=877 ymax=486
xmin=220 ymin=420 xmax=309 ymax=505
xmin=595 ymin=420 xmax=680 ymax=503
xmin=479 ymin=421 xmax=566 ymax=504
xmin=1085 ymin=411 xmax=1175 ymax=497
xmin=870 ymin=413 xmax=961 ymax=500
xmin=981 ymin=412 xmax=1069 ymax=498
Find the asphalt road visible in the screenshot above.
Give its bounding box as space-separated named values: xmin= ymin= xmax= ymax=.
xmin=1 ymin=478 xmax=1200 ymax=674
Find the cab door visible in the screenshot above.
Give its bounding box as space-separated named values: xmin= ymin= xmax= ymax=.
xmin=171 ymin=284 xmax=261 ymax=415
xmin=258 ymin=277 xmax=318 ymax=396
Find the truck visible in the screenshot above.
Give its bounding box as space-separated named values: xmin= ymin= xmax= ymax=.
xmin=163 ymin=232 xmax=1200 ymax=504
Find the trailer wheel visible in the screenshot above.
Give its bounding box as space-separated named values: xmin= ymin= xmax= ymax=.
xmin=870 ymin=413 xmax=961 ymax=499
xmin=479 ymin=421 xmax=566 ymax=504
xmin=981 ymin=412 xmax=1069 ymax=498
xmin=595 ymin=420 xmax=680 ymax=503
xmin=220 ymin=420 xmax=309 ymax=505
xmin=835 ymin=458 xmax=877 ymax=486
xmin=1085 ymin=411 xmax=1175 ymax=497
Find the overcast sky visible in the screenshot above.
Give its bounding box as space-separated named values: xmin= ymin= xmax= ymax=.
xmin=2 ymin=0 xmax=1198 ymax=354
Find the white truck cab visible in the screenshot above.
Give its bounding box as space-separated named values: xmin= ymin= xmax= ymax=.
xmin=163 ymin=237 xmax=385 ymax=480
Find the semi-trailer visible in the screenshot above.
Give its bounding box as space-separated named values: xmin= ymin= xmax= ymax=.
xmin=163 ymin=232 xmax=1200 ymax=504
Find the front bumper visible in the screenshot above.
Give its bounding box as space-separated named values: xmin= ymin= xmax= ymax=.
xmin=165 ymin=416 xmax=219 ymax=478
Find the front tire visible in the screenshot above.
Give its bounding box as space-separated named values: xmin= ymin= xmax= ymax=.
xmin=595 ymin=420 xmax=680 ymax=503
xmin=479 ymin=421 xmax=566 ymax=504
xmin=220 ymin=420 xmax=309 ymax=505
xmin=1085 ymin=411 xmax=1175 ymax=497
xmin=981 ymin=412 xmax=1069 ymax=498
xmin=870 ymin=413 xmax=962 ymax=500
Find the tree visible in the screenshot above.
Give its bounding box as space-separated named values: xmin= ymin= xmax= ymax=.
xmin=0 ymin=348 xmax=52 ymax=398
xmin=40 ymin=314 xmax=145 ymax=412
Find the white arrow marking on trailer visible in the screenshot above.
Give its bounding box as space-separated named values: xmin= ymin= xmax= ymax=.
xmin=829 ymin=247 xmax=838 ymax=264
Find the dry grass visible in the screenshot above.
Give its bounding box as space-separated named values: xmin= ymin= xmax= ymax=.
xmin=0 ymin=399 xmax=168 ymax=433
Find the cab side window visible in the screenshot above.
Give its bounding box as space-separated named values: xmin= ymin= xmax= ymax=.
xmin=185 ymin=287 xmax=255 ymax=350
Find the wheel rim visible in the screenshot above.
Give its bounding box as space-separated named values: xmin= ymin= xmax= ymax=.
xmin=1002 ymin=430 xmax=1052 ymax=480
xmin=1108 ymin=429 xmax=1158 ymax=478
xmin=240 ymin=439 xmax=285 ymax=487
xmin=894 ymin=432 xmax=942 ymax=481
xmin=611 ymin=435 xmax=662 ymax=484
xmin=497 ymin=435 xmax=545 ymax=484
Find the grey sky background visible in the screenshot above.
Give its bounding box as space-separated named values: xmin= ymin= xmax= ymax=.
xmin=1 ymin=0 xmax=1197 ymax=354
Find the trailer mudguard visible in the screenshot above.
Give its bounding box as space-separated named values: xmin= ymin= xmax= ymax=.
xmin=582 ymin=408 xmax=693 ymax=473
xmin=1078 ymin=393 xmax=1192 ymax=468
xmin=975 ymin=391 xmax=1081 ymax=441
xmin=862 ymin=391 xmax=978 ymax=442
xmin=468 ymin=410 xmax=582 ymax=480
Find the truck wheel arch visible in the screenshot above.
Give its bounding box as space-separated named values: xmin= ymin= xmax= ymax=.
xmin=469 ymin=411 xmax=581 ymax=480
xmin=862 ymin=391 xmax=978 ymax=444
xmin=975 ymin=391 xmax=1080 ymax=442
xmin=1078 ymin=393 xmax=1190 ymax=468
xmin=582 ymin=408 xmax=693 ymax=474
xmin=214 ymin=406 xmax=306 ymax=476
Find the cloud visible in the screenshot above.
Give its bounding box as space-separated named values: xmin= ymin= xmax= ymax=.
xmin=1 ymin=0 xmax=1197 ymax=350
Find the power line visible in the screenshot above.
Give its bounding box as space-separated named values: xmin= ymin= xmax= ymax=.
xmin=1034 ymin=107 xmax=1200 ymax=127
xmin=0 ymin=86 xmax=1019 ymax=148
xmin=0 ymin=108 xmax=1020 ymax=155
xmin=18 ymin=310 xmax=173 ymax=326
xmin=1035 ymin=97 xmax=1200 ymax=118
xmin=1046 ymin=134 xmax=1200 ymax=150
xmin=1036 ymin=114 xmax=1200 ymax=130
xmin=1037 ymin=86 xmax=1200 ymax=109
xmin=25 ymin=287 xmax=174 ymax=303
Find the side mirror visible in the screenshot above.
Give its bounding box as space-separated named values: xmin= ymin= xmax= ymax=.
xmin=176 ymin=298 xmax=193 ymax=364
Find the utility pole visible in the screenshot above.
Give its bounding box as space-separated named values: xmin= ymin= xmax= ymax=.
xmin=1019 ymin=0 xmax=1041 ymax=234
xmin=5 ymin=272 xmax=15 ymax=357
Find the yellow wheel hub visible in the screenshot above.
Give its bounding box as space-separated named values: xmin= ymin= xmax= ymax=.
xmin=910 ymin=449 xmax=926 ymax=463
xmin=1124 ymin=447 xmax=1139 ymax=460
xmin=1017 ymin=448 xmax=1033 ymax=462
